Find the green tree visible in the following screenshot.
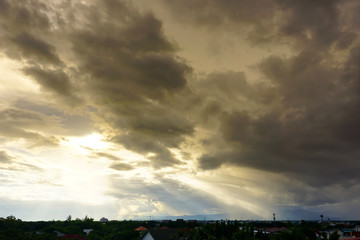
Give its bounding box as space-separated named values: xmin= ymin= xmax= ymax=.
xmin=329 ymin=231 xmax=340 ymax=240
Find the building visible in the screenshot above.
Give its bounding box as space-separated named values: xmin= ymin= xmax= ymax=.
xmin=55 ymin=231 xmax=65 ymax=237
xmin=135 ymin=226 xmax=148 ymax=231
xmin=142 ymin=229 xmax=178 ymax=240
xmin=265 ymin=227 xmax=287 ymax=234
xmin=83 ymin=229 xmax=93 ymax=235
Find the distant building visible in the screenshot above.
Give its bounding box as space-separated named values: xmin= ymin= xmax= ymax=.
xmin=100 ymin=217 xmax=108 ymax=223
xmin=142 ymin=229 xmax=178 ymax=240
xmin=135 ymin=226 xmax=148 ymax=231
xmin=55 ymin=231 xmax=65 ymax=237
xmin=83 ymin=229 xmax=93 ymax=235
xmin=322 ymin=229 xmax=342 ymax=239
xmin=187 ymin=220 xmax=197 ymax=223
xmin=265 ymin=227 xmax=287 ymax=234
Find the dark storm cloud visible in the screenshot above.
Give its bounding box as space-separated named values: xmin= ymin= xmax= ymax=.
xmin=0 ymin=0 xmax=50 ymax=32
xmin=276 ymin=0 xmax=357 ymax=51
xmin=161 ymin=0 xmax=355 ymax=50
xmin=0 ymin=0 xmax=58 ymax=63
xmin=23 ymin=67 xmax=70 ymax=96
xmin=276 ymin=0 xmax=341 ymax=47
xmin=257 ymin=51 xmax=340 ymax=107
xmin=68 ymin=1 xmax=190 ymax=99
xmin=11 ymin=33 xmax=62 ymax=65
xmin=71 ymin=17 xmax=190 ymax=100
xmin=198 ymin=72 xmax=250 ymax=100
xmin=179 ymin=0 xmax=360 ymax=211
xmin=0 ymin=0 xmax=193 ymax=166
xmin=114 ymin=133 xmax=181 ymax=167
xmin=166 ymin=0 xmax=360 ymax=195
xmin=65 ymin=0 xmax=194 ymax=167
xmin=161 ymin=0 xmax=275 ymax=28
xmin=195 ymin=71 xmax=272 ymax=104
xmin=23 ymin=66 xmax=81 ymax=104
xmin=161 ymin=0 xmax=281 ymax=46
xmin=0 ymin=0 xmax=80 ymax=111
xmin=198 ymin=47 xmax=360 ymax=188
xmin=1 ymin=0 xmax=359 ymax=216
xmin=192 ymin=71 xmax=276 ymax=129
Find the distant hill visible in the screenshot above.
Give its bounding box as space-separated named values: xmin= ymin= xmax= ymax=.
xmin=146 ymin=213 xmax=228 ymax=221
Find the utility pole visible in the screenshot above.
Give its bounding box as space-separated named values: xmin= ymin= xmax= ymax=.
xmin=320 ymin=215 xmax=324 ymax=228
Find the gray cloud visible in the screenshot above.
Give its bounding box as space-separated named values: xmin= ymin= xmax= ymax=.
xmin=109 ymin=163 xmax=134 ymax=171
xmin=161 ymin=0 xmax=356 ymax=51
xmin=92 ymin=152 xmax=122 ymax=161
xmin=1 ymin=0 xmax=360 ymax=218
xmin=0 ymin=0 xmax=50 ymax=33
xmin=63 ymin=0 xmax=194 ymax=167
xmin=11 ymin=33 xmax=62 ymax=65
xmin=0 ymin=150 xmax=43 ymax=173
xmin=276 ymin=0 xmax=340 ymax=46
xmin=114 ymin=133 xmax=181 ymax=168
xmin=190 ymin=0 xmax=360 ymax=210
xmin=0 ymin=127 xmax=59 ymax=148
xmin=193 ymin=71 xmax=274 ymax=114
xmin=0 ymin=0 xmax=196 ymax=166
xmin=13 ymin=100 xmax=93 ymax=136
xmin=23 ymin=67 xmax=71 ymax=96
xmin=23 ymin=66 xmax=81 ymax=105
xmin=198 ymin=46 xmax=360 ymax=189
xmin=108 ymin=175 xmax=254 ymax=218
xmin=0 ymin=108 xmax=62 ymax=147
xmin=0 ymin=0 xmax=58 ymax=64
xmin=161 ymin=0 xmax=275 ymax=29
xmin=0 ymin=151 xmax=12 ymax=163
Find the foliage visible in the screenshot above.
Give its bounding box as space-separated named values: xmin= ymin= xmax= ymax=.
xmin=0 ymin=216 xmax=353 ymax=240
xmin=329 ymin=231 xmax=340 ymax=240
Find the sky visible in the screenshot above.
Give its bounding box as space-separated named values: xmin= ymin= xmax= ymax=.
xmin=0 ymin=0 xmax=360 ymax=221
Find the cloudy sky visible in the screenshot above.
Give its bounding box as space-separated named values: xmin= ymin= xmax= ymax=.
xmin=1 ymin=0 xmax=360 ymax=221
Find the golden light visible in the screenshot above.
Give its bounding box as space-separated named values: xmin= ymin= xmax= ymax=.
xmin=65 ymin=133 xmax=110 ymax=150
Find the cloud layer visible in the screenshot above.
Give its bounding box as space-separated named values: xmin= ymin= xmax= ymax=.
xmin=0 ymin=0 xmax=359 ymax=220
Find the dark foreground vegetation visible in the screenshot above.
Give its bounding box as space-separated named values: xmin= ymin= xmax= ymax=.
xmin=1 ymin=215 xmax=359 ymax=240
xmin=0 ymin=215 xmax=141 ymax=240
xmin=179 ymin=220 xmax=344 ymax=240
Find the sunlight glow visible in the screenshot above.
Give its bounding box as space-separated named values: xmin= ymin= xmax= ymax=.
xmin=65 ymin=133 xmax=110 ymax=150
